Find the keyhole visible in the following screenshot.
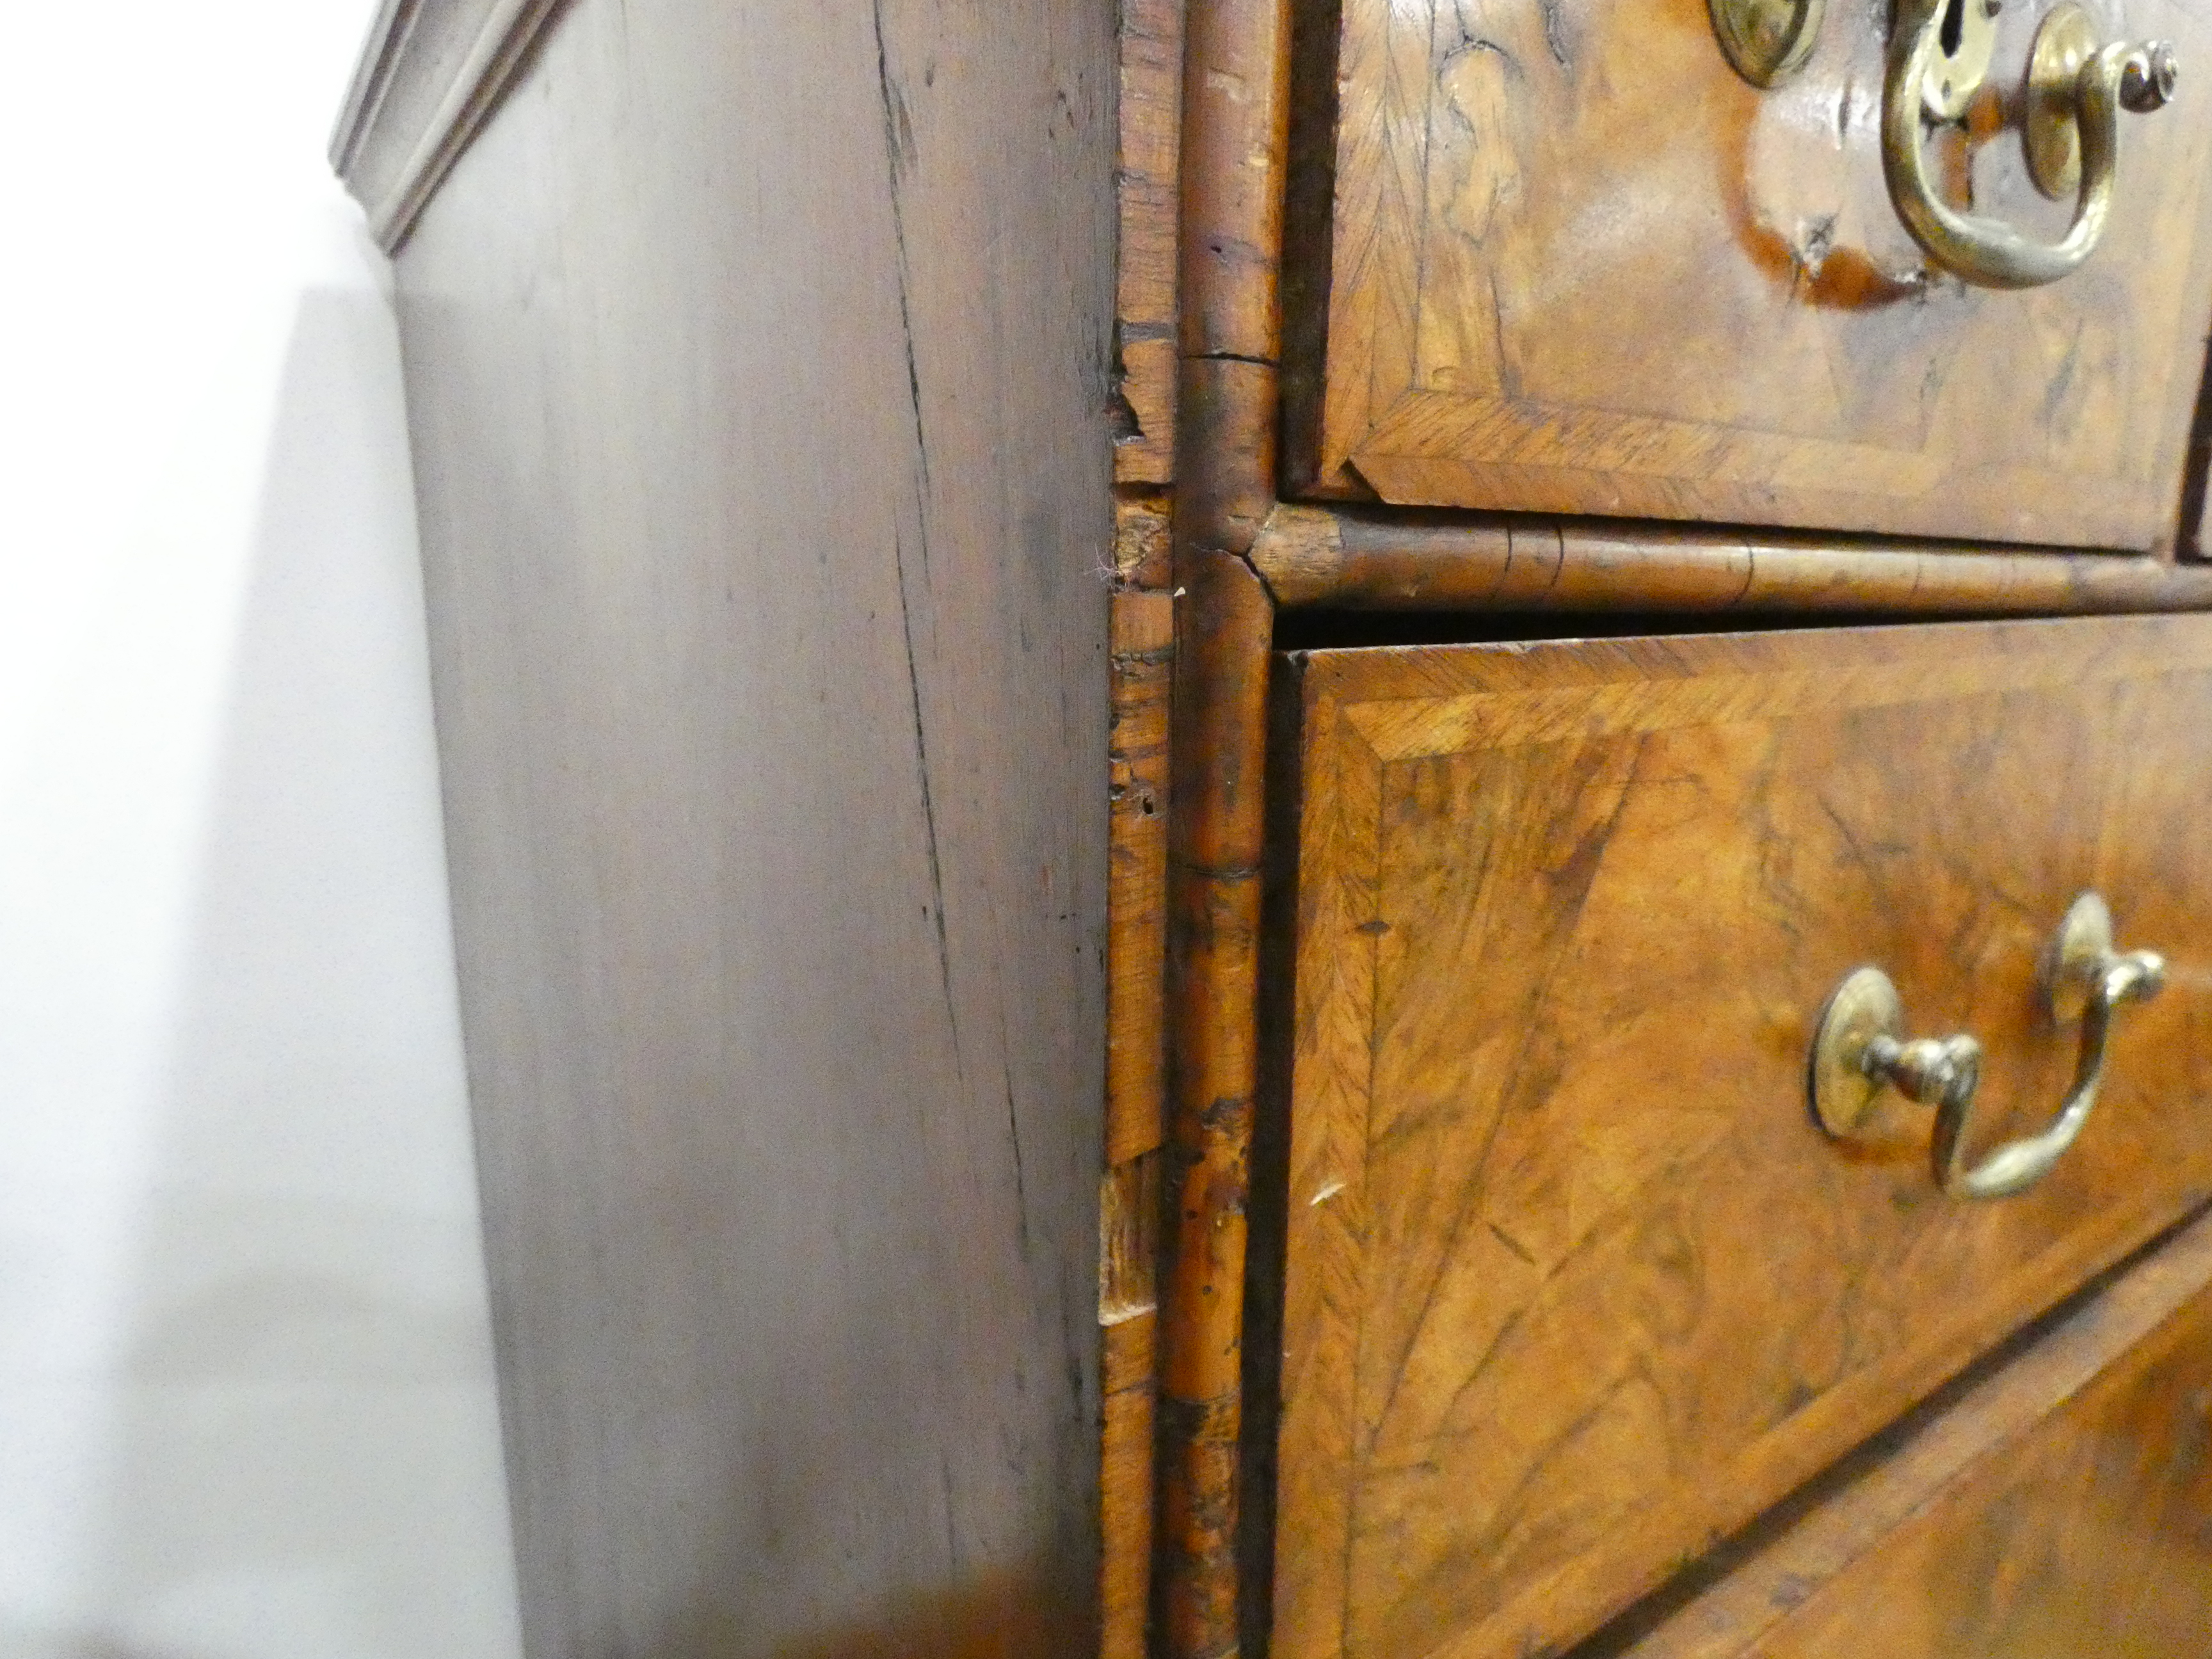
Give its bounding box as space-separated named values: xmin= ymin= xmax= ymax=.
xmin=1939 ymin=0 xmax=1967 ymax=56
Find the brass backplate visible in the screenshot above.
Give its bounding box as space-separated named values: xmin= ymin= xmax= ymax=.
xmin=1711 ymin=0 xmax=1825 ymax=87
xmin=2039 ymin=889 xmax=2115 ymax=1022
xmin=1809 ymin=966 xmax=1905 ymax=1138
xmin=2026 ymin=3 xmax=2098 ymax=198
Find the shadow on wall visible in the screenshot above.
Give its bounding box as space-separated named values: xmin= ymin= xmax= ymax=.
xmin=7 ymin=289 xmax=520 ymax=1659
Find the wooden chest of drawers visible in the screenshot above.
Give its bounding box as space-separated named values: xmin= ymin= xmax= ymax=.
xmin=333 ymin=0 xmax=2212 ymax=1655
xmin=1150 ymin=3 xmax=2212 ymax=1656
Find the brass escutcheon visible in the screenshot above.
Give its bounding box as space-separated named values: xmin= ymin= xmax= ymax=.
xmin=1920 ymin=0 xmax=2001 ymax=122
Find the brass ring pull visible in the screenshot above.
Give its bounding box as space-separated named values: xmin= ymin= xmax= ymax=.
xmin=1882 ymin=0 xmax=2177 ymax=290
xmin=1810 ymin=894 xmax=2165 ymax=1199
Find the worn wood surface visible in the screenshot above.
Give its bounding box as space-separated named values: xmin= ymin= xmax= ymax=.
xmin=1270 ymin=613 xmax=2212 ymax=1659
xmin=1249 ymin=502 xmax=2212 ymax=613
xmin=1610 ymin=1203 xmax=2212 ymax=1659
xmin=1100 ymin=570 xmax=1173 ymax=1659
xmin=1108 ymin=583 xmax=1174 ymax=1168
xmin=384 ymin=0 xmax=1116 ymax=1653
xmin=1178 ymin=0 xmax=1288 ymax=367
xmin=1100 ymin=1310 xmax=1158 ymax=1659
xmin=1100 ymin=1153 xmax=1162 ymax=1659
xmin=1738 ymin=1233 xmax=2212 ymax=1657
xmin=1284 ymin=0 xmax=2212 ymax=550
xmin=1115 ymin=0 xmax=1184 ymax=485
xmin=1160 ymin=547 xmax=1276 ymax=1659
xmin=1155 ymin=3 xmax=1294 ymax=1654
xmin=1113 ymin=492 xmax=1176 ymax=591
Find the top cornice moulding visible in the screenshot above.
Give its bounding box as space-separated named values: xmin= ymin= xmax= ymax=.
xmin=330 ymin=0 xmax=567 ymax=251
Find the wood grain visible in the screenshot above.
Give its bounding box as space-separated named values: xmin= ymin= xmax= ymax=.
xmin=1113 ymin=491 xmax=1176 ymax=591
xmin=1738 ymin=1233 xmax=2212 ymax=1658
xmin=1115 ymin=0 xmax=1184 ymax=485
xmin=1178 ymin=0 xmax=1289 ymax=367
xmin=1249 ymin=502 xmax=2212 ymax=614
xmin=1101 ymin=1153 xmax=1163 ymax=1659
xmin=1155 ymin=3 xmax=1295 ymax=1653
xmin=1611 ymin=1203 xmax=2212 ymax=1659
xmin=1100 ymin=577 xmax=1173 ymax=1659
xmin=1285 ymin=0 xmax=2212 ymax=550
xmin=1270 ymin=614 xmax=2212 ymax=1659
xmin=1109 ymin=586 xmax=1174 ymax=1167
xmin=383 ymin=0 xmax=1116 ymax=1652
xmin=1160 ymin=547 xmax=1276 ymax=1659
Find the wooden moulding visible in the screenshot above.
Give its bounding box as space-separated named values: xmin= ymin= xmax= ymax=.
xmin=1176 ymin=0 xmax=1288 ymax=366
xmin=1250 ymin=503 xmax=2212 ymax=615
xmin=1100 ymin=1152 xmax=1164 ymax=1659
xmin=1107 ymin=545 xmax=1174 ymax=1168
xmin=1115 ymin=0 xmax=1186 ymax=487
xmin=1160 ymin=545 xmax=1273 ymax=1659
xmin=1100 ymin=501 xmax=1174 ymax=1659
xmin=1102 ymin=0 xmax=1187 ymax=1641
xmin=1157 ymin=0 xmax=1290 ymax=1654
xmin=330 ymin=0 xmax=568 ymax=250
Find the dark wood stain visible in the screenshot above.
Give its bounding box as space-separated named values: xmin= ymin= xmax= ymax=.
xmin=382 ymin=0 xmax=1115 ymax=1653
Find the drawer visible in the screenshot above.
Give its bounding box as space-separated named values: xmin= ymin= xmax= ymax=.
xmin=1617 ymin=1204 xmax=2212 ymax=1658
xmin=1262 ymin=614 xmax=2212 ymax=1659
xmin=1281 ymin=0 xmax=2212 ymax=549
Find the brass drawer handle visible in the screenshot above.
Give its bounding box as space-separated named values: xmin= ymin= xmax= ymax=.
xmin=1811 ymin=894 xmax=2165 ymax=1199
xmin=1883 ymin=0 xmax=2176 ymax=289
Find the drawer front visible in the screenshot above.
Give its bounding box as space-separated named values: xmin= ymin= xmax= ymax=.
xmin=1728 ymin=1228 xmax=2212 ymax=1658
xmin=1268 ymin=614 xmax=2212 ymax=1659
xmin=1285 ymin=0 xmax=2212 ymax=549
xmin=1618 ymin=1206 xmax=2212 ymax=1659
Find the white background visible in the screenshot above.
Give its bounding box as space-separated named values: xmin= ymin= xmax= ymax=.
xmin=0 ymin=3 xmax=522 ymax=1655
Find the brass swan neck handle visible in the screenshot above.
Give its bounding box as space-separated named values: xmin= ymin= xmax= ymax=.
xmin=1884 ymin=0 xmax=2177 ymax=289
xmin=1810 ymin=894 xmax=2165 ymax=1200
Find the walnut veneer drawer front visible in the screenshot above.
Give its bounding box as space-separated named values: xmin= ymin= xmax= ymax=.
xmin=1267 ymin=614 xmax=2212 ymax=1659
xmin=1614 ymin=1205 xmax=2212 ymax=1659
xmin=1283 ymin=0 xmax=2212 ymax=549
xmin=1710 ymin=1226 xmax=2212 ymax=1658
